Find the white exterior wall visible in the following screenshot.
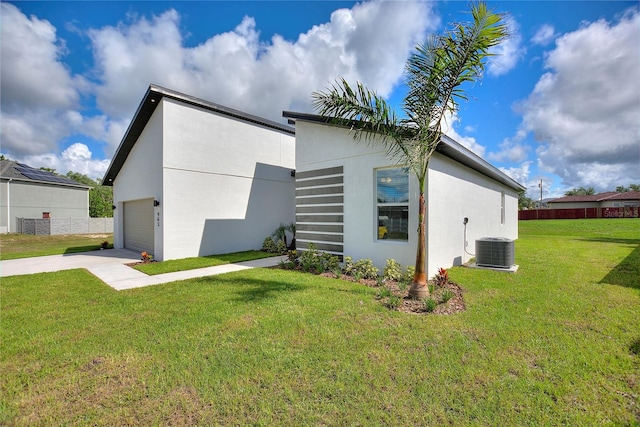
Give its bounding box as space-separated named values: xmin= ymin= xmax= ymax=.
xmin=296 ymin=122 xmax=417 ymax=270
xmin=427 ymin=154 xmax=519 ymax=274
xmin=0 ymin=180 xmax=89 ymax=233
xmin=160 ymin=99 xmax=295 ymax=259
xmin=112 ymin=102 xmax=164 ymax=257
xmin=295 ymin=120 xmax=519 ymax=277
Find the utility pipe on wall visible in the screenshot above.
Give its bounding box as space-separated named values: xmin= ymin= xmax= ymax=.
xmin=6 ymin=179 xmax=12 ymax=233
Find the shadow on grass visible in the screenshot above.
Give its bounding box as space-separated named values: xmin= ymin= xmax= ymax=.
xmin=63 ymin=245 xmax=101 ymax=254
xmin=598 ymin=243 xmax=640 ymax=290
xmin=630 ymin=338 xmax=640 ymax=356
xmin=197 ymin=274 xmax=306 ymax=303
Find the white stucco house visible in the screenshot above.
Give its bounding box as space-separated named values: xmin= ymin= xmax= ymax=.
xmin=283 ymin=111 xmax=525 ymax=277
xmin=1 ymin=160 xmax=90 ymax=233
xmin=103 ymin=85 xmax=295 ymax=260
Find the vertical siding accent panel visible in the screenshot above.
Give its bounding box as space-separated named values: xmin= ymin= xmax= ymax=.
xmin=296 ymin=166 xmax=344 ymax=255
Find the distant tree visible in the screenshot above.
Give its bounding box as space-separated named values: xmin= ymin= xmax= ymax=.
xmin=64 ymin=171 xmax=113 ymax=218
xmin=564 ymin=187 xmax=595 ymax=196
xmin=629 ymin=184 xmax=640 ymax=191
xmin=518 ymin=190 xmax=535 ymax=210
xmin=39 ymin=167 xmax=58 ymax=174
xmin=89 ymin=185 xmax=114 ymax=218
xmin=616 ymin=186 xmax=628 ymax=193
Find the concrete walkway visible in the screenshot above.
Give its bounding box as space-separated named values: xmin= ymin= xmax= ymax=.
xmin=0 ymin=249 xmax=287 ymax=291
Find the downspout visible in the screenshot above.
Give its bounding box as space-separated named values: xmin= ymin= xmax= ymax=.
xmin=6 ymin=179 xmax=12 ymax=232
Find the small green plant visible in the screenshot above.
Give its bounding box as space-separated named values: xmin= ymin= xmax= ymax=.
xmin=319 ymin=252 xmax=340 ymax=273
xmin=275 ymin=240 xmax=287 ymax=254
xmin=376 ymin=276 xmax=385 ymax=287
xmin=403 ymin=265 xmax=415 ymax=284
xmin=100 ymin=240 xmax=109 ymax=249
xmin=287 ymin=250 xmax=298 ymax=263
xmin=342 ymin=256 xmax=355 ymax=276
xmin=377 ymin=286 xmax=392 ymax=299
xmin=387 ymin=295 xmax=402 ymax=310
xmin=383 ymin=259 xmax=403 ymax=282
xmin=423 ymin=298 xmax=437 ymax=312
xmin=397 ymin=281 xmax=408 ymax=293
xmin=141 ymin=251 xmax=153 ymax=263
xmin=353 ymin=259 xmax=379 ymax=279
xmin=299 ymin=244 xmax=319 ymax=272
xmin=441 ymin=289 xmax=455 ymax=303
xmin=332 ymin=266 xmax=343 ymax=278
xmin=261 ymin=236 xmax=278 ymax=253
xmin=428 ymin=283 xmax=435 ymax=294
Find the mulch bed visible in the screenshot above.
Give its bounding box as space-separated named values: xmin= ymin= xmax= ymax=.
xmin=319 ymin=272 xmax=466 ymax=315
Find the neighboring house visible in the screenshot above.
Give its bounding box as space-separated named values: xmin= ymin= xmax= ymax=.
xmin=548 ymin=192 xmax=640 ymax=208
xmin=103 ymin=85 xmax=296 ymax=260
xmin=0 ymin=160 xmax=90 ymax=233
xmin=283 ymin=112 xmax=525 ymax=278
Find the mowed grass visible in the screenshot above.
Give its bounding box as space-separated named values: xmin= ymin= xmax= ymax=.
xmin=133 ymin=250 xmax=277 ymax=275
xmin=0 ymin=233 xmax=113 ymax=260
xmin=1 ymin=219 xmax=639 ymax=425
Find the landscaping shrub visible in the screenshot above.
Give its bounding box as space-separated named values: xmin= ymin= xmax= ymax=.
xmin=261 ymin=237 xmax=278 ymax=253
xmin=383 ymin=259 xmax=403 ymax=282
xmin=403 ymin=265 xmax=415 ymax=283
xmin=342 ymin=256 xmax=355 ymax=276
xmin=353 ymin=259 xmax=379 ymax=279
xmin=435 ymin=267 xmax=449 ymax=287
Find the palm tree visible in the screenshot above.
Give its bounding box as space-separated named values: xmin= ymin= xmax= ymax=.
xmin=312 ymin=2 xmax=508 ymax=298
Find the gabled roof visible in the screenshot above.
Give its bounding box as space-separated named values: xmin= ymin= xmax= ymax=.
xmin=603 ymin=191 xmax=640 ymax=201
xmin=282 ymin=111 xmax=526 ymax=192
xmin=549 ymin=191 xmax=640 ymax=203
xmin=0 ymin=159 xmax=90 ymax=189
xmin=103 ymin=84 xmax=296 ymax=186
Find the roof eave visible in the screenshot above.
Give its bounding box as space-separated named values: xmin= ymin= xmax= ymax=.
xmin=283 ymin=111 xmax=526 ymax=193
xmin=103 ymin=85 xmax=295 ymax=186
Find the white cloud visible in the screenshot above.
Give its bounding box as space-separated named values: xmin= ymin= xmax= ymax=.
xmin=531 ymin=24 xmax=557 ymax=45
xmin=488 ymin=18 xmax=523 ymax=76
xmin=488 ymin=128 xmax=530 ymax=163
xmin=0 ymin=3 xmax=82 ymax=157
xmin=1 ymin=1 xmax=438 ymax=175
xmin=0 ymin=3 xmax=78 ymax=110
xmin=442 ymin=112 xmax=486 ymax=157
xmin=88 ymin=1 xmax=436 ymax=130
xmin=520 ymin=8 xmax=640 ymax=190
xmin=11 ymin=143 xmax=111 ymax=181
xmin=499 ymin=161 xmax=531 ymax=187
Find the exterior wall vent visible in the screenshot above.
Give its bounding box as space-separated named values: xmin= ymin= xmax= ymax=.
xmin=475 ymin=237 xmax=515 ymax=268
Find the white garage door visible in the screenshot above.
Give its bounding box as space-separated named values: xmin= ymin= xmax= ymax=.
xmin=124 ymin=199 xmax=154 ymax=254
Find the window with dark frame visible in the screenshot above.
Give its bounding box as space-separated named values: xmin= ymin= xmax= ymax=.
xmin=376 ymin=167 xmax=409 ymax=241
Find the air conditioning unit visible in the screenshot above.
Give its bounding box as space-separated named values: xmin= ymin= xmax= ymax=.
xmin=475 ymin=237 xmax=514 ymax=268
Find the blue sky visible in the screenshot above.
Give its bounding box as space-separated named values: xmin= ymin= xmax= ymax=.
xmin=2 ymin=1 xmax=638 ymax=199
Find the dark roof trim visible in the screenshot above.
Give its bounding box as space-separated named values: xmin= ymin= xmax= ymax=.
xmin=549 ymin=191 xmax=640 ymax=203
xmin=103 ymin=85 xmax=295 ymax=186
xmin=283 ymin=111 xmax=526 ymax=192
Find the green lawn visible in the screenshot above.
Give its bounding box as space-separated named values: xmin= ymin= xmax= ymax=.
xmin=133 ymin=250 xmax=277 ymax=275
xmin=1 ymin=219 xmax=638 ymax=425
xmin=0 ymin=233 xmax=113 ymax=260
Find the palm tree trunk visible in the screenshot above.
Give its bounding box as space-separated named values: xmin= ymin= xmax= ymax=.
xmin=409 ymin=191 xmax=429 ymax=298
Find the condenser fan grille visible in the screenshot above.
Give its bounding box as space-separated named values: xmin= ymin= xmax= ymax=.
xmin=475 ymin=238 xmax=514 ymax=268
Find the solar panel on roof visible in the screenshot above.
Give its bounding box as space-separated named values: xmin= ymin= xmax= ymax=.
xmin=17 ymin=168 xmax=81 ymax=185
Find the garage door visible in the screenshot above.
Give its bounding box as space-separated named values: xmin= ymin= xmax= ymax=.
xmin=123 ymin=199 xmax=154 ymax=254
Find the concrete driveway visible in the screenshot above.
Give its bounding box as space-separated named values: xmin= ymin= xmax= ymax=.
xmin=0 ymin=249 xmax=286 ymax=291
xmin=0 ymin=248 xmax=142 ymax=277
